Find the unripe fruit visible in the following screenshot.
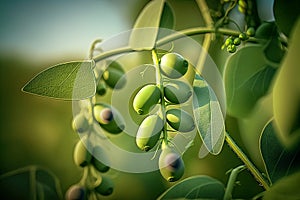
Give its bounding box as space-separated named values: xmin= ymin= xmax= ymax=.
xmin=73 ymin=138 xmax=92 ymax=167
xmin=94 ymin=103 xmax=125 ymax=134
xmin=136 ymin=115 xmax=164 ymax=151
xmin=225 ymin=38 xmax=233 ymax=47
xmin=227 ymin=44 xmax=236 ymax=53
xmin=160 ymin=53 xmax=189 ymax=79
xmin=92 ymin=146 xmax=110 ymax=173
xmin=233 ymin=38 xmax=241 ymax=46
xmin=65 ymin=185 xmax=86 ymax=200
xmin=239 ymin=32 xmax=248 ymax=41
xmin=133 ymin=84 xmax=161 ymax=115
xmin=164 ymin=80 xmax=192 ymax=104
xmin=72 ymin=113 xmax=90 ymax=133
xmin=166 ymin=109 xmax=195 ymax=132
xmin=159 ymin=147 xmax=184 ymax=182
xmin=94 ymin=176 xmax=114 ymax=196
xmin=96 ymin=80 xmax=107 ymax=96
xmin=102 ymin=61 xmax=126 ymax=89
xmin=246 ymin=27 xmax=255 ymax=37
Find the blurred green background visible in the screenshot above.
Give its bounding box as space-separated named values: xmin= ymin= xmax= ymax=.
xmin=0 ymin=0 xmax=265 ymax=199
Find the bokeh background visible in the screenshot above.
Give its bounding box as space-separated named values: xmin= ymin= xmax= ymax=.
xmin=0 ymin=0 xmax=265 ymax=199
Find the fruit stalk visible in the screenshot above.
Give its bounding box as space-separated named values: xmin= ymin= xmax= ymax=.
xmin=152 ymin=49 xmax=168 ymax=144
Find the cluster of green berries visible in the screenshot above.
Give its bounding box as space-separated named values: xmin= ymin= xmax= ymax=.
xmin=132 ymin=52 xmax=195 ymax=182
xmin=66 ymin=136 xmax=113 ymax=200
xmin=222 ymin=27 xmax=255 ymax=53
xmin=67 ymin=61 xmax=128 ymax=199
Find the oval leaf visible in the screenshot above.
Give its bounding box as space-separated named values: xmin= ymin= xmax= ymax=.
xmin=129 ymin=0 xmax=166 ymax=50
xmin=0 ymin=166 xmax=63 ymax=200
xmin=260 ymin=120 xmax=300 ymax=184
xmin=157 ymin=175 xmax=225 ymax=200
xmin=223 ymin=45 xmax=276 ymax=118
xmin=272 ymin=18 xmax=300 ymax=148
xmin=193 ymin=74 xmax=225 ymax=155
xmin=22 ymin=61 xmax=96 ymax=100
xmin=263 ymin=172 xmax=300 ymax=200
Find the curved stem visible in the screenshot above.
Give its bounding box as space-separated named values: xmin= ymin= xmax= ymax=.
xmin=92 ymin=27 xmax=263 ymax=62
xmin=225 ymin=132 xmax=270 ymax=190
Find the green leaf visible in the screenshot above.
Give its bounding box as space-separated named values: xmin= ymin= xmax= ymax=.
xmin=22 ymin=61 xmax=96 ymax=100
xmin=263 ymin=172 xmax=300 ymax=200
xmin=260 ymin=120 xmax=300 ymax=184
xmin=272 ymin=18 xmax=300 ymax=148
xmin=193 ymin=74 xmax=225 ymax=155
xmin=157 ymin=175 xmax=225 ymax=200
xmin=0 ymin=165 xmax=63 ymax=200
xmin=129 ymin=0 xmax=166 ymax=50
xmin=273 ymin=0 xmax=299 ymax=37
xmin=223 ymin=45 xmax=276 ymax=118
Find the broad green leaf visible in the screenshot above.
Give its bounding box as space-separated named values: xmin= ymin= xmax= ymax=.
xmin=129 ymin=0 xmax=166 ymax=50
xmin=157 ymin=175 xmax=225 ymax=200
xmin=260 ymin=120 xmax=300 ymax=184
xmin=22 ymin=61 xmax=96 ymax=100
xmin=273 ymin=0 xmax=299 ymax=37
xmin=272 ymin=18 xmax=300 ymax=148
xmin=237 ymin=94 xmax=273 ymax=170
xmin=193 ymin=74 xmax=225 ymax=155
xmin=263 ymin=172 xmax=300 ymax=200
xmin=223 ymin=45 xmax=276 ymax=118
xmin=0 ymin=166 xmax=63 ymax=200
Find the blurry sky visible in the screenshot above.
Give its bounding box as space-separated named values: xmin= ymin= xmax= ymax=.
xmin=0 ymin=0 xmax=147 ymax=65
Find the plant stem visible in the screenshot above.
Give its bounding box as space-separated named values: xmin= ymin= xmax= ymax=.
xmin=195 ymin=0 xmax=214 ymax=74
xmin=225 ymin=132 xmax=270 ymax=190
xmin=223 ymin=165 xmax=246 ymax=200
xmin=151 ymin=49 xmax=168 ymax=145
xmin=92 ymin=27 xmax=263 ymax=62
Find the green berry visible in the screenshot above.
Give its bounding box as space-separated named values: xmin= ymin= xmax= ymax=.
xmin=94 ymin=176 xmax=114 ymax=196
xmin=65 ymin=185 xmax=86 ymax=200
xmin=166 ymin=109 xmax=195 ymax=132
xmin=246 ymin=27 xmax=255 ymax=37
xmin=72 ymin=113 xmax=90 ymax=133
xmin=238 ymin=0 xmax=247 ymax=9
xmin=227 ymin=44 xmax=236 ymax=53
xmin=164 ymin=80 xmax=192 ymax=104
xmin=92 ymin=146 xmax=110 ymax=173
xmin=73 ymin=137 xmax=92 ymax=167
xmin=133 ymin=84 xmax=161 ymax=115
xmin=159 ymin=147 xmax=184 ymax=182
xmin=233 ymin=38 xmax=241 ymax=46
xmin=239 ymin=32 xmax=248 ymax=41
xmin=136 ymin=114 xmax=164 ymax=151
xmin=102 ymin=61 xmax=126 ymax=89
xmin=225 ymin=37 xmax=233 ymax=47
xmin=96 ymin=80 xmax=107 ymax=96
xmin=94 ymin=103 xmax=125 ymax=134
xmin=160 ymin=53 xmax=189 ymax=79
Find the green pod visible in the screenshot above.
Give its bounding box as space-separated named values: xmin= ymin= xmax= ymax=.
xmin=102 ymin=61 xmax=126 ymax=89
xmin=94 ymin=103 xmax=125 ymax=134
xmin=133 ymin=84 xmax=161 ymax=115
xmin=160 ymin=53 xmax=189 ymax=79
xmin=164 ymin=80 xmax=192 ymax=104
xmin=136 ymin=115 xmax=164 ymax=151
xmin=72 ymin=113 xmax=90 ymax=133
xmin=166 ymin=109 xmax=195 ymax=132
xmin=91 ymin=146 xmax=110 ymax=173
xmin=94 ymin=176 xmax=114 ymax=196
xmin=159 ymin=147 xmax=184 ymax=182
xmin=73 ymin=137 xmax=92 ymax=167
